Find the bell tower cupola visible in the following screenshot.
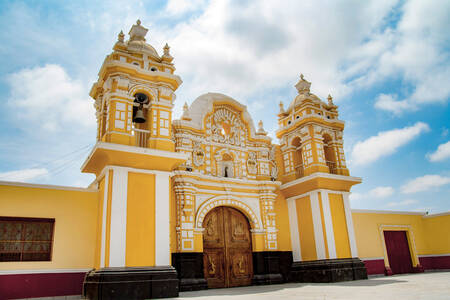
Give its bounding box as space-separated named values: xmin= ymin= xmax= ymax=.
xmin=90 ymin=20 xmax=181 ymax=153
xmin=276 ymin=74 xmax=350 ymax=182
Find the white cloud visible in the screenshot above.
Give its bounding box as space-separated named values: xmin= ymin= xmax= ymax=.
xmin=401 ymin=174 xmax=450 ymax=194
xmin=361 ymin=0 xmax=450 ymax=113
xmin=351 ymin=122 xmax=429 ymax=165
xmin=349 ymin=186 xmax=394 ymax=204
xmin=370 ymin=186 xmax=395 ymax=198
xmin=0 ymin=168 xmax=48 ymax=182
xmin=153 ymin=0 xmax=402 ymax=112
xmin=386 ymin=199 xmax=418 ymax=207
xmin=7 ymin=64 xmax=95 ymax=132
xmin=165 ymin=0 xmax=207 ymax=16
xmin=374 ymin=93 xmax=415 ymax=114
xmin=427 ymin=141 xmax=450 ymax=162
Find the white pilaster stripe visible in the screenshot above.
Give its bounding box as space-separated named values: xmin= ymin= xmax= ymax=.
xmin=320 ymin=191 xmax=336 ymax=259
xmin=287 ymin=198 xmax=302 ymax=262
xmin=155 ymin=172 xmax=171 ymax=265
xmin=109 ymin=168 xmax=128 ymax=267
xmin=343 ymin=193 xmax=358 ymax=257
xmin=100 ymin=171 xmax=109 ymax=268
xmin=310 ymin=191 xmax=326 ymax=259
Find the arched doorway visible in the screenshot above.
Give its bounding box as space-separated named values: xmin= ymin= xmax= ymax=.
xmin=203 ymin=206 xmax=253 ymax=288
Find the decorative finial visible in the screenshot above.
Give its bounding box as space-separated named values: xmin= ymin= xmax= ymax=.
xmin=327 ymin=94 xmax=333 ymax=106
xmin=279 ymin=101 xmax=285 ymax=114
xmin=257 ymin=120 xmax=267 ymax=135
xmin=118 ymin=30 xmax=125 ymax=43
xmin=164 ymin=43 xmax=170 ymax=55
xmin=181 ymin=102 xmax=191 ymax=120
xmin=295 ymin=73 xmax=311 ymax=94
xmin=129 ymin=19 xmax=148 ymax=42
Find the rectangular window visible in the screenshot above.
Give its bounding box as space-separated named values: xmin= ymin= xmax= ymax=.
xmin=0 ymin=217 xmax=55 ymax=262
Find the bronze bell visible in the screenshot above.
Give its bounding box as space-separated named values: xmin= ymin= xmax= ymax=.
xmin=133 ymin=106 xmax=146 ymax=123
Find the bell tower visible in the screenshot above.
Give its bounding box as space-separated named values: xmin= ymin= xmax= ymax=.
xmin=82 ymin=20 xmax=187 ymax=299
xmin=90 ymin=19 xmax=180 ymax=152
xmin=277 ymin=75 xmax=367 ymax=282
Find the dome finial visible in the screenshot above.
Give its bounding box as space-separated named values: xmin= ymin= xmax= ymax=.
xmin=182 ymin=102 xmax=191 ymax=121
xmin=279 ymin=101 xmax=285 ymax=114
xmin=295 ymin=73 xmax=311 ymax=94
xmin=136 ymin=19 xmax=141 ymax=26
xmin=118 ymin=30 xmax=125 ymax=43
xmin=327 ymin=94 xmax=334 ymax=106
xmin=257 ymin=120 xmax=267 ymax=135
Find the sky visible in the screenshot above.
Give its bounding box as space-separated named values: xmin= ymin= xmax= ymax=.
xmin=0 ymin=0 xmax=449 ymax=213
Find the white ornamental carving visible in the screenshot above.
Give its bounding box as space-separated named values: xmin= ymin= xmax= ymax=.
xmin=193 ymin=142 xmax=205 ymax=167
xmin=209 ymin=107 xmax=246 ymax=146
xmin=247 ymin=152 xmax=257 ymax=175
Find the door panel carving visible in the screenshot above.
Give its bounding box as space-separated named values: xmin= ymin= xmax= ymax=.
xmin=203 ymin=206 xmax=253 ymax=288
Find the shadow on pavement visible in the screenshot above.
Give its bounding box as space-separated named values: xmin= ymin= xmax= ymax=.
xmin=178 ymin=277 xmax=408 ymax=297
xmin=178 ymin=283 xmax=304 ymax=297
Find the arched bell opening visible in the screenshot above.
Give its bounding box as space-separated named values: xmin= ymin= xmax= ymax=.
xmin=291 ymin=137 xmax=304 ymax=178
xmin=323 ymin=134 xmax=337 ymax=174
xmin=202 ymin=206 xmax=253 ymax=288
xmin=131 ymin=92 xmax=151 ymax=147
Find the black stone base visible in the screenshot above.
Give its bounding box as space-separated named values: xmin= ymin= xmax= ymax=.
xmin=289 ymin=258 xmax=368 ymax=283
xmin=172 ymin=253 xmax=207 ymax=291
xmin=83 ymin=266 xmax=179 ymax=299
xmin=252 ymin=251 xmax=293 ymax=285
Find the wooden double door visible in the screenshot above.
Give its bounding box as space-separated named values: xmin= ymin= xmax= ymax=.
xmin=203 ymin=206 xmax=253 ymax=288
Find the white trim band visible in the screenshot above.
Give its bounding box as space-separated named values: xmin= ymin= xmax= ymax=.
xmin=287 ymin=198 xmax=302 ymax=262
xmin=109 ymin=168 xmax=128 ymax=267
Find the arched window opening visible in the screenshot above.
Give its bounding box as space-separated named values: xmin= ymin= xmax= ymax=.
xmin=291 ymin=137 xmax=304 ymax=178
xmin=323 ymin=134 xmax=337 ymax=174
xmin=221 ymin=153 xmax=234 ymax=178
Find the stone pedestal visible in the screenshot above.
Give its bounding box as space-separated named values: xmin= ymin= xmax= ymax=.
xmin=83 ymin=266 xmax=179 ymax=299
xmin=172 ymin=253 xmax=207 ymax=291
xmin=289 ymin=258 xmax=368 ymax=283
xmin=252 ymin=251 xmax=293 ymax=285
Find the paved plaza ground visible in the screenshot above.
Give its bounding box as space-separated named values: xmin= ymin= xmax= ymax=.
xmin=176 ymin=272 xmax=450 ymax=300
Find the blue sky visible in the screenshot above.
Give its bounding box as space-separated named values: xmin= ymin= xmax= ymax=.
xmin=0 ymin=0 xmax=449 ymax=213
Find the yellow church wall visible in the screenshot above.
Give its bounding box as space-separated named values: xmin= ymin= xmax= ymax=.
xmin=422 ymin=214 xmax=450 ymax=255
xmin=352 ymin=211 xmax=426 ymax=266
xmin=125 ymin=172 xmax=156 ymax=267
xmin=274 ymin=192 xmax=292 ymax=251
xmin=328 ymin=193 xmax=351 ymax=258
xmin=0 ymin=183 xmax=98 ymax=271
xmin=295 ymin=196 xmax=317 ymax=261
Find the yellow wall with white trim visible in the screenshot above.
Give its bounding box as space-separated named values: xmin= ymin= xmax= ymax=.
xmin=329 ymin=193 xmax=351 ymax=258
xmin=295 ymin=196 xmax=317 ymax=261
xmin=125 ymin=172 xmax=155 ymax=266
xmin=274 ymin=191 xmax=292 ymax=251
xmin=352 ymin=212 xmax=426 ymax=260
xmin=0 ymin=184 xmax=99 ymax=270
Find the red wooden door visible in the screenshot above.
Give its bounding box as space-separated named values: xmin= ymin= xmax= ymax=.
xmin=203 ymin=206 xmax=253 ymax=288
xmin=384 ymin=231 xmax=414 ymax=274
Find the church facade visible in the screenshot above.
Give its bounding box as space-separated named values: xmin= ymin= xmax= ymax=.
xmin=1 ymin=21 xmax=449 ymax=299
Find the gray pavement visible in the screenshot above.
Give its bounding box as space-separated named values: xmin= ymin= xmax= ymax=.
xmin=176 ymin=272 xmax=450 ymax=300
